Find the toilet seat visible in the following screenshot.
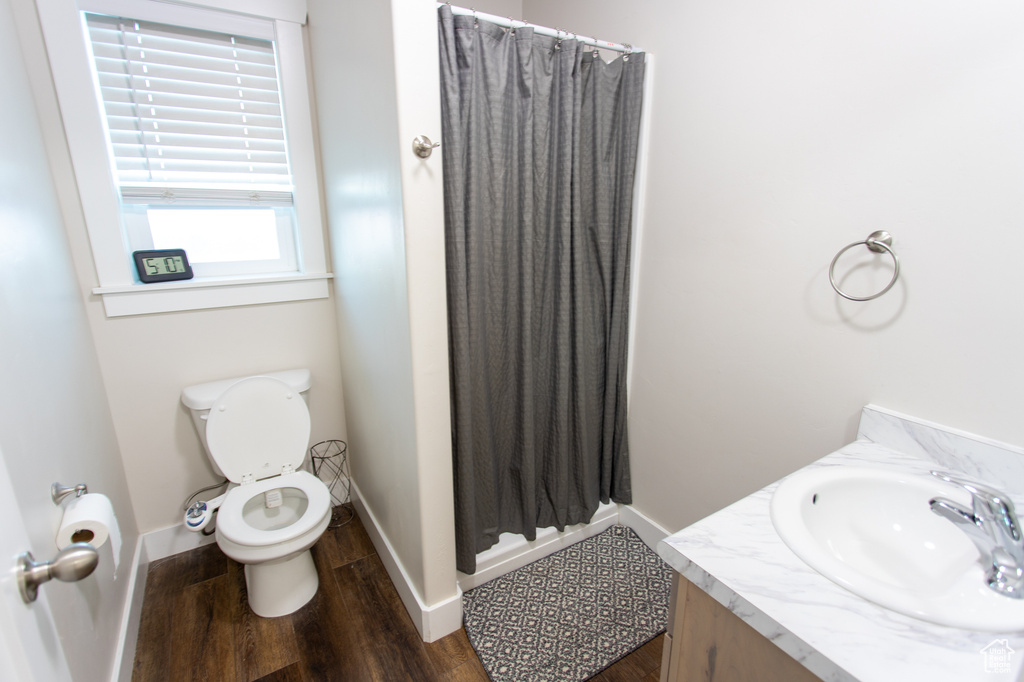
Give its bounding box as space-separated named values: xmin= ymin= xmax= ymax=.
xmin=217 ymin=470 xmax=331 ymax=547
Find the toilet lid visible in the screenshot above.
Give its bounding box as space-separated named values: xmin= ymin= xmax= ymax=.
xmin=205 ymin=376 xmax=311 ymax=483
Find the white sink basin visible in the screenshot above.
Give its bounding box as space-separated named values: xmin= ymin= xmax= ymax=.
xmin=770 ymin=466 xmax=1024 ymax=631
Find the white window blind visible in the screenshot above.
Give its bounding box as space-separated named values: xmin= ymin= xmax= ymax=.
xmin=85 ymin=13 xmax=293 ymax=195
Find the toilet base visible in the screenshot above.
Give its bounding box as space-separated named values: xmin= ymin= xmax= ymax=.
xmin=243 ymin=549 xmax=319 ymax=617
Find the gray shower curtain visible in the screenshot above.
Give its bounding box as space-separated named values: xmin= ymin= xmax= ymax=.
xmin=438 ymin=6 xmax=645 ymax=574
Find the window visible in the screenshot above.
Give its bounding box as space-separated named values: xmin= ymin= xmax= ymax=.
xmin=38 ymin=0 xmax=329 ymax=316
xmin=85 ymin=14 xmax=298 ymax=278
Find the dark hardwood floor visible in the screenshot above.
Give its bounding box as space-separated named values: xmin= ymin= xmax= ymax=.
xmin=132 ymin=505 xmax=663 ymax=681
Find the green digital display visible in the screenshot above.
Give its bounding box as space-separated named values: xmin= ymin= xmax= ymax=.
xmin=132 ymin=249 xmax=194 ymax=283
xmin=142 ymin=255 xmax=187 ymax=276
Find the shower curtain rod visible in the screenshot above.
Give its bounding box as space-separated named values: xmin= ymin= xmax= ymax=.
xmin=438 ymin=3 xmax=642 ymax=54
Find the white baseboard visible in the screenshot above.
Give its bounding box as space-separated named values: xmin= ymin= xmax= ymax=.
xmin=457 ymin=502 xmax=621 ymax=592
xmin=349 ymin=482 xmax=463 ymax=643
xmin=618 ymin=504 xmax=673 ymax=552
xmin=110 ymin=536 xmax=148 ymax=682
xmin=143 ymin=521 xmax=217 ymax=562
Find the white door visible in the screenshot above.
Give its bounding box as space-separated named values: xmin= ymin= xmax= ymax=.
xmin=0 ymin=447 xmax=72 ymax=682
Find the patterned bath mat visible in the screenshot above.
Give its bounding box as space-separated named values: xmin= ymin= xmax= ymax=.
xmin=462 ymin=524 xmax=672 ymax=681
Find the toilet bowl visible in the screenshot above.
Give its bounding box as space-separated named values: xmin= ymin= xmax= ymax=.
xmin=181 ymin=371 xmax=332 ymax=617
xmin=214 ymin=470 xmax=331 ymax=617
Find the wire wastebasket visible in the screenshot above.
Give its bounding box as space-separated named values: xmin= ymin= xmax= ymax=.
xmin=310 ymin=439 xmax=352 ymax=528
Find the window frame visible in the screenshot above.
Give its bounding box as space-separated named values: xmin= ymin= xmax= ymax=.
xmin=37 ymin=0 xmax=330 ymax=317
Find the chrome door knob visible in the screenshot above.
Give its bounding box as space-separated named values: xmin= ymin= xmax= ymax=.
xmin=17 ymin=543 xmax=99 ymax=604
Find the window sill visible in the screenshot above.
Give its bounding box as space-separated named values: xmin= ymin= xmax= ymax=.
xmin=91 ymin=272 xmax=333 ymax=317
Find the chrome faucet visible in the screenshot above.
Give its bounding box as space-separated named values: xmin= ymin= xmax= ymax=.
xmin=929 ymin=471 xmax=1024 ymax=599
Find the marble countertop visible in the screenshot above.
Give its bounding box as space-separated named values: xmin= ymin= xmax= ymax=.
xmin=657 ymin=405 xmax=1024 ymax=682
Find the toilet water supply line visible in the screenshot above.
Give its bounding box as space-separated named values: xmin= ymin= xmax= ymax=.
xmin=440 ymin=3 xmax=643 ymax=55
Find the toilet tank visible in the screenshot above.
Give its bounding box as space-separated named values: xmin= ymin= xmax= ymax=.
xmin=181 ymin=369 xmax=312 ymax=469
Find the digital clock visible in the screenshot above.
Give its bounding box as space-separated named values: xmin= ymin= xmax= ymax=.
xmin=132 ymin=249 xmax=194 ymax=283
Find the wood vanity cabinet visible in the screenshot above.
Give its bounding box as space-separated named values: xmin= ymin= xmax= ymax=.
xmin=659 ymin=574 xmax=820 ymax=682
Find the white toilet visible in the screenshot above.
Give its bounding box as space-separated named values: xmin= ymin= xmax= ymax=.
xmin=181 ymin=369 xmax=332 ymax=617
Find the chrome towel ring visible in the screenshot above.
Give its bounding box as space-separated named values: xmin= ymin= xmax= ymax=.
xmin=828 ymin=231 xmax=900 ymax=302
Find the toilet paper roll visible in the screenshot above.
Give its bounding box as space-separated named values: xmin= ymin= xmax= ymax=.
xmin=57 ymin=493 xmax=121 ymax=571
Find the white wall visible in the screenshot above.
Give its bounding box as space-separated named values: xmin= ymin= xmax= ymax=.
xmin=15 ymin=0 xmax=349 ymax=534
xmin=469 ymin=0 xmax=521 ymax=19
xmin=388 ymin=0 xmax=458 ymax=610
xmin=306 ymin=0 xmax=456 ymax=619
xmin=0 ymin=0 xmax=138 ymax=677
xmin=525 ymin=0 xmax=1024 ymax=532
xmin=83 ymin=304 xmax=348 ymax=532
xmin=307 ymin=0 xmax=421 ymax=593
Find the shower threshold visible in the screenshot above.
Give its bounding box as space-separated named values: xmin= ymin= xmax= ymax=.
xmin=456 ymin=501 xmax=620 ymax=591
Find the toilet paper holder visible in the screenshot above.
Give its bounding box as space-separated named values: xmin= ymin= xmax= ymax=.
xmin=51 ymin=482 xmax=88 ymax=505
